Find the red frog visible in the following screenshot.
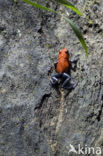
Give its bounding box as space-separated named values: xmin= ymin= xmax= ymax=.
xmin=51 ymin=48 xmax=78 ymax=90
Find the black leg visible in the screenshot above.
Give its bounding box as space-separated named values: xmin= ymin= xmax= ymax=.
xmin=62 ymin=73 xmax=71 ymax=88
xmin=65 ymin=83 xmax=77 ymax=90
xmin=69 ymin=57 xmax=79 ymax=71
xmin=54 ymin=62 xmax=58 ymax=70
xmin=51 ymin=73 xmax=62 ymax=85
xmin=70 ymin=56 xmax=79 ymax=64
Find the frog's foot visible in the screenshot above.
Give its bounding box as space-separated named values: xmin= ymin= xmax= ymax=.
xmin=63 ymin=83 xmax=77 ymax=90
xmin=50 ymin=77 xmax=58 ymax=86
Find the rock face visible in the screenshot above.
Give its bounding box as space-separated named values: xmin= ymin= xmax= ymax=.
xmin=0 ymin=0 xmax=103 ymax=156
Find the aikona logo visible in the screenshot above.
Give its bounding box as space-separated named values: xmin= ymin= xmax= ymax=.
xmin=68 ymin=144 xmax=101 ymax=155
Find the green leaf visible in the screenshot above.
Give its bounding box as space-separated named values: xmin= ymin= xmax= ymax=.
xmin=64 ymin=16 xmax=88 ymax=56
xmin=55 ymin=0 xmax=82 ymax=16
xmin=23 ymin=0 xmax=56 ymax=13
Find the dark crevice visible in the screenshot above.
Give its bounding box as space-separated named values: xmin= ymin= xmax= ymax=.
xmin=96 ymin=103 xmax=103 ymax=122
xmin=34 ymin=93 xmax=51 ymax=110
xmin=19 ymin=119 xmax=25 ymax=135
xmin=101 ymin=94 xmax=103 ymax=101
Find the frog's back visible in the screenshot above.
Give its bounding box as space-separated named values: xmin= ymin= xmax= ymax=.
xmin=56 ymin=58 xmax=69 ymax=74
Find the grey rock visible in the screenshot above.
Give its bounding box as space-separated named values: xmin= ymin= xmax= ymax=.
xmin=0 ymin=0 xmax=103 ymax=156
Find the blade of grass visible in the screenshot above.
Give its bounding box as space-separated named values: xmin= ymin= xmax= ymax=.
xmin=23 ymin=0 xmax=88 ymax=55
xmin=64 ymin=16 xmax=88 ymax=56
xmin=55 ymin=0 xmax=82 ymax=16
xmin=23 ymin=0 xmax=56 ymax=13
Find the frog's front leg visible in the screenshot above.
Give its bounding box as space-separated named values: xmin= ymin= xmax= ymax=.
xmin=54 ymin=62 xmax=58 ymax=70
xmin=69 ymin=57 xmax=79 ymax=71
xmin=70 ymin=57 xmax=79 ymax=64
xmin=51 ymin=73 xmax=62 ymax=86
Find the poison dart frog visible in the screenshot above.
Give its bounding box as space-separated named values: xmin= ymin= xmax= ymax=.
xmin=51 ymin=48 xmax=78 ymax=90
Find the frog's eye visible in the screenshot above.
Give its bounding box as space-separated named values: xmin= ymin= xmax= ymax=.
xmin=65 ymin=50 xmax=68 ymax=54
xmin=59 ymin=50 xmax=62 ymax=54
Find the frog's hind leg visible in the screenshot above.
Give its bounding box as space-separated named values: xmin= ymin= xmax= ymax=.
xmin=50 ymin=73 xmax=62 ymax=86
xmin=65 ymin=83 xmax=77 ymax=90
xmin=62 ymin=73 xmax=71 ymax=88
xmin=62 ymin=73 xmax=76 ymax=90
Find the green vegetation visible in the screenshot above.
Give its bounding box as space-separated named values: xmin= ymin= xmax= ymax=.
xmin=23 ymin=0 xmax=88 ymax=56
xmin=55 ymin=0 xmax=82 ymax=16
